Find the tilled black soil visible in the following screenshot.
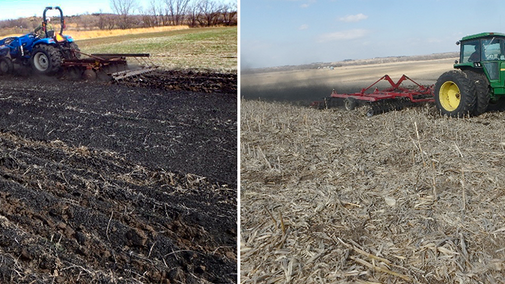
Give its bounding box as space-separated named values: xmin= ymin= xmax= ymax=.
xmin=121 ymin=70 xmax=238 ymax=94
xmin=0 ymin=71 xmax=237 ymax=283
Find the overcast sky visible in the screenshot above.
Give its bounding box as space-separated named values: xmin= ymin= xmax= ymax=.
xmin=241 ymin=0 xmax=505 ymax=68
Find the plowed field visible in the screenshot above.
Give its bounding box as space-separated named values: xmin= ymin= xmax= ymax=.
xmin=0 ymin=71 xmax=237 ymax=283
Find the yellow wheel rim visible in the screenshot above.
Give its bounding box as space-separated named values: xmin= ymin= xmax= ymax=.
xmin=439 ymin=81 xmax=461 ymax=111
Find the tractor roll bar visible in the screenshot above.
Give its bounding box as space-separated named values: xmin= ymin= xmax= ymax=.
xmin=42 ymin=6 xmax=65 ymax=38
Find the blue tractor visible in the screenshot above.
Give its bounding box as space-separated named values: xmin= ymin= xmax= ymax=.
xmin=0 ymin=6 xmax=80 ymax=75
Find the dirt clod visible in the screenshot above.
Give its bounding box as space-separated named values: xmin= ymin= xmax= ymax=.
xmin=126 ymin=228 xmax=148 ymax=247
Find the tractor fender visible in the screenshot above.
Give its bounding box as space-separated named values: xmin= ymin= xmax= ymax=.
xmin=25 ymin=39 xmax=56 ymax=55
xmin=32 ymin=35 xmax=73 ymax=44
xmin=33 ymin=38 xmax=56 ymax=46
xmin=66 ymin=35 xmax=74 ymax=42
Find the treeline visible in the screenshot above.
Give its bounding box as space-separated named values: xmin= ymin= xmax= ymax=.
xmin=109 ymin=0 xmax=237 ymax=29
xmin=242 ymin=52 xmax=459 ymax=74
xmin=0 ymin=0 xmax=236 ymax=35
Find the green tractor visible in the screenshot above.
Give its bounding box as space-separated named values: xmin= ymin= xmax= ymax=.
xmin=435 ymin=32 xmax=505 ymax=117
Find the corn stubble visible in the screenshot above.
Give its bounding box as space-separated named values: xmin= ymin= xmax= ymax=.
xmin=241 ymin=100 xmax=505 ymax=283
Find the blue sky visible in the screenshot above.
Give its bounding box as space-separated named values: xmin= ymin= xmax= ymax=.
xmin=0 ymin=0 xmax=236 ymax=20
xmin=0 ymin=0 xmax=119 ymax=19
xmin=241 ymin=0 xmax=505 ymax=68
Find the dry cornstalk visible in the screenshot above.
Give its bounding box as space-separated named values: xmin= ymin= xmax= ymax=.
xmin=350 ymin=256 xmax=412 ymax=282
xmin=335 ymin=237 xmax=391 ymax=265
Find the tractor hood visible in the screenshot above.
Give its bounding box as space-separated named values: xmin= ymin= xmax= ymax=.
xmin=0 ymin=45 xmax=9 ymax=57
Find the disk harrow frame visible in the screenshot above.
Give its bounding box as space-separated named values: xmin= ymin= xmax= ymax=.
xmin=62 ymin=51 xmax=158 ymax=81
xmin=313 ymin=74 xmax=435 ymax=116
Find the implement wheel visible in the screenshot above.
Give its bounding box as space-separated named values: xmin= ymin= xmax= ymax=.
xmin=83 ymin=69 xmax=97 ymax=80
xmin=344 ymin=97 xmax=358 ymax=111
xmin=434 ymin=70 xmax=476 ymax=117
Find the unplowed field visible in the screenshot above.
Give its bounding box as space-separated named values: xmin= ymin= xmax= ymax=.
xmin=0 ymin=71 xmax=237 ymax=283
xmin=241 ymin=59 xmax=505 ymax=283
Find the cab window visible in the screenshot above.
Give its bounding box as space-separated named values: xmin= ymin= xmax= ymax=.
xmin=461 ymin=40 xmax=480 ymax=63
xmin=482 ymin=38 xmax=505 ymax=60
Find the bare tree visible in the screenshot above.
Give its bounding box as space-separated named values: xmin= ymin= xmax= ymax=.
xmin=185 ymin=0 xmax=237 ymax=27
xmin=110 ymin=0 xmax=139 ymax=28
xmin=164 ymin=0 xmax=191 ymax=25
xmin=97 ymin=14 xmax=106 ymax=29
xmin=98 ymin=13 xmax=117 ymax=29
xmin=197 ymin=0 xmax=221 ymax=27
xmin=186 ymin=1 xmax=199 ymax=27
xmin=221 ymin=2 xmax=237 ymax=26
xmin=146 ymin=0 xmax=162 ymax=27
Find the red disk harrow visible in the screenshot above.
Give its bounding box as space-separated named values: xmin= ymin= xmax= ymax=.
xmin=62 ymin=51 xmax=158 ymax=81
xmin=312 ymin=74 xmax=434 ymax=116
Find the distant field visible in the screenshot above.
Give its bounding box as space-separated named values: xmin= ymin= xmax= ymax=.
xmin=68 ymin=25 xmax=190 ymax=40
xmin=2 ymin=25 xmax=189 ymax=40
xmin=76 ymin=26 xmax=237 ymax=71
xmin=241 ymin=58 xmax=457 ymax=102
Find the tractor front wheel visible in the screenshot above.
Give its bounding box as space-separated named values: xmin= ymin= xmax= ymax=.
xmin=434 ymin=70 xmax=476 ymax=117
xmin=0 ymin=57 xmax=13 ymax=75
xmin=31 ymin=45 xmax=62 ymax=75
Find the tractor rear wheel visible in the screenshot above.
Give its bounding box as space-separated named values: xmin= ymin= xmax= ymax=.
xmin=0 ymin=57 xmax=13 ymax=75
xmin=465 ymin=70 xmax=490 ymax=115
xmin=31 ymin=45 xmax=62 ymax=75
xmin=69 ymin=42 xmax=81 ymax=59
xmin=434 ymin=70 xmax=476 ymax=117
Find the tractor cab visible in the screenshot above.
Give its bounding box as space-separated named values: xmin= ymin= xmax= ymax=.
xmin=455 ymin=32 xmax=505 ymax=96
xmin=457 ymin=33 xmax=505 ymax=64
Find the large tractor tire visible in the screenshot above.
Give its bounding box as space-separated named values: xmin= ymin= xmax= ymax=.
xmin=465 ymin=70 xmax=490 ymax=116
xmin=31 ymin=45 xmax=63 ymax=75
xmin=0 ymin=57 xmax=13 ymax=75
xmin=69 ymin=42 xmax=81 ymax=59
xmin=434 ymin=70 xmax=477 ymax=117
